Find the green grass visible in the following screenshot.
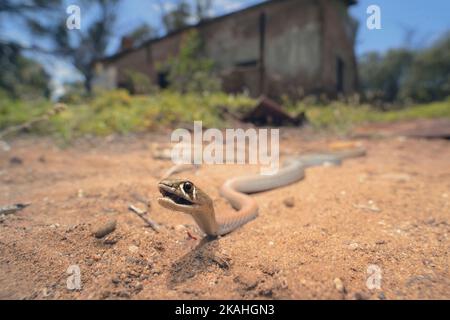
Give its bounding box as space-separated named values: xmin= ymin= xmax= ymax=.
xmin=0 ymin=90 xmax=255 ymax=141
xmin=1 ymin=89 xmax=449 ymax=141
xmin=287 ymin=98 xmax=450 ymax=134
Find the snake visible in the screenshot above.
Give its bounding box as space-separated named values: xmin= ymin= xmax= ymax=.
xmin=157 ymin=147 xmax=366 ymax=237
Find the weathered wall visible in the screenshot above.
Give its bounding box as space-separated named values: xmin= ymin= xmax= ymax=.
xmin=94 ymin=0 xmax=357 ymax=98
xmin=92 ymin=63 xmax=117 ymax=90
xmin=264 ymin=0 xmax=322 ymax=97
xmin=113 ymin=48 xmax=147 ymax=86
xmin=200 ymin=0 xmax=323 ymax=97
xmin=320 ymin=0 xmax=358 ymax=95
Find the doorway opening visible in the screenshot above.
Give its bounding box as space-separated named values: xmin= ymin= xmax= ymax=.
xmin=336 ymin=56 xmax=345 ymax=93
xmin=157 ymin=71 xmax=169 ymax=89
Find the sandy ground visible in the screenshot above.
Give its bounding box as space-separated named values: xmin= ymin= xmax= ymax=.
xmin=0 ymin=124 xmax=449 ymax=300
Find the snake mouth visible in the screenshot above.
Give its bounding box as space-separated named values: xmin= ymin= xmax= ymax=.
xmin=158 ymin=185 xmax=194 ymax=206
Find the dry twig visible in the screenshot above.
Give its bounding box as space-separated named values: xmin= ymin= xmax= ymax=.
xmin=0 ymin=203 xmax=31 ymax=215
xmin=128 ymin=204 xmax=160 ymax=232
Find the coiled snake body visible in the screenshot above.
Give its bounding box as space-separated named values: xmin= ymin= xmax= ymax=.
xmin=158 ymin=148 xmax=366 ymax=237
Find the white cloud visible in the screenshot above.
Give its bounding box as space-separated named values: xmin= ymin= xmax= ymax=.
xmin=213 ymin=0 xmax=250 ymax=14
xmin=41 ymin=58 xmax=83 ymax=100
xmin=50 ymin=60 xmax=83 ymax=82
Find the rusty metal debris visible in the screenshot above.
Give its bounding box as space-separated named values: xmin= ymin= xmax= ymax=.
xmin=242 ymin=96 xmax=307 ymax=126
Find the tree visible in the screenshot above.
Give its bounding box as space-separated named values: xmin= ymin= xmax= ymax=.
xmin=359 ymin=49 xmax=414 ymax=104
xmin=160 ymin=0 xmax=214 ymax=33
xmin=359 ymin=33 xmax=450 ymax=105
xmin=51 ymin=0 xmax=120 ymax=92
xmin=400 ymin=32 xmax=450 ymax=102
xmin=1 ymin=1 xmax=121 ymax=94
xmin=162 ymin=29 xmax=220 ymax=93
xmin=0 ymin=0 xmax=61 ymax=37
xmin=128 ymin=23 xmax=158 ymax=47
xmin=0 ymin=1 xmax=61 ymax=97
xmin=161 ymin=0 xmax=192 ymax=33
xmin=195 ymin=0 xmax=213 ymax=21
xmin=0 ymin=42 xmax=50 ymax=99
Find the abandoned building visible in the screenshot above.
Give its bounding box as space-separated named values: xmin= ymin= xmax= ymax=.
xmin=93 ymin=0 xmax=358 ymax=98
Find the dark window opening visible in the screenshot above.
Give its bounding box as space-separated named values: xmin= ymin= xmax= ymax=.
xmin=259 ymin=12 xmax=266 ymax=95
xmin=158 ymin=71 xmax=169 ymax=89
xmin=235 ymin=59 xmax=259 ymax=68
xmin=336 ymin=57 xmax=345 ymax=93
xmin=259 ymin=12 xmax=266 ymax=52
xmin=118 ymin=81 xmax=133 ymax=94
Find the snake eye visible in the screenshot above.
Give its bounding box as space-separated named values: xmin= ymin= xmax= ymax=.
xmin=182 ymin=181 xmax=193 ymax=193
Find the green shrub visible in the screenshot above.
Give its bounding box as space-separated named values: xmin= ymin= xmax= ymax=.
xmin=160 ymin=29 xmax=222 ymax=94
xmin=0 ymin=92 xmax=52 ymax=131
xmin=288 ymin=97 xmax=450 ymax=134
xmin=122 ymin=70 xmax=157 ymax=94
xmin=358 ymin=33 xmax=450 ymax=105
xmin=1 ymin=90 xmax=255 ymax=140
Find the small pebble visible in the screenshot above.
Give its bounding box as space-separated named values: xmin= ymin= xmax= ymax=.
xmin=128 ymin=245 xmax=139 ymax=253
xmin=353 ymin=292 xmax=369 ymax=300
xmin=283 ymin=197 xmax=295 ymax=208
xmin=234 ymin=273 xmax=260 ymax=290
xmin=103 ymin=235 xmax=119 ymax=245
xmin=0 ymin=141 xmax=11 ymax=152
xmin=117 ymin=290 xmax=130 ymax=298
xmin=353 ymin=201 xmax=381 ymax=212
xmin=93 ymin=220 xmax=117 ymax=238
xmin=333 ymin=278 xmax=346 ymax=293
xmin=175 ymin=224 xmax=186 ymax=232
xmin=380 ymin=173 xmax=411 ymax=182
xmin=9 ymin=157 xmax=23 ymax=165
xmin=349 ymin=243 xmax=359 ymax=250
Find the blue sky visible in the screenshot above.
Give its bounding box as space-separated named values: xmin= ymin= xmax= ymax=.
xmin=350 ymin=0 xmax=450 ymax=55
xmin=1 ymin=0 xmax=449 ymax=88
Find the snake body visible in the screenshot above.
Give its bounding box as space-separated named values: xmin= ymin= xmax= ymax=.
xmin=158 ymin=147 xmax=366 ymax=237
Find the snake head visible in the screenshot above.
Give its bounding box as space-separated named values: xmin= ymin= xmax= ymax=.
xmin=158 ymin=179 xmax=212 ymax=215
